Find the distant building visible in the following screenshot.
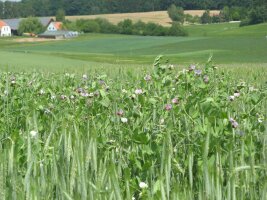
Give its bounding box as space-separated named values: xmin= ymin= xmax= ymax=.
xmin=3 ymin=17 xmax=53 ymax=35
xmin=0 ymin=20 xmax=11 ymax=37
xmin=47 ymin=22 xmax=63 ymax=31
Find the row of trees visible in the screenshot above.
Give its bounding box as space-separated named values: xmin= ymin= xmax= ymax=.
xmin=0 ymin=0 xmax=264 ymax=19
xmin=65 ymin=18 xmax=188 ymax=36
xmin=16 ymin=17 xmax=188 ymax=37
xmin=168 ymin=4 xmax=267 ymax=26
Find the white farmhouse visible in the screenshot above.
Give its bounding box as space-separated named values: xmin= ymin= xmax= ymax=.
xmin=47 ymin=22 xmax=63 ymax=31
xmin=0 ymin=20 xmax=11 ymax=37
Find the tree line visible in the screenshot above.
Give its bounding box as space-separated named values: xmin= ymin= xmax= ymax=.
xmin=0 ymin=0 xmax=265 ymax=19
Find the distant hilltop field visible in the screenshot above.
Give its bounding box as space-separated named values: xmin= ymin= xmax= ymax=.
xmin=65 ymin=10 xmax=220 ymax=27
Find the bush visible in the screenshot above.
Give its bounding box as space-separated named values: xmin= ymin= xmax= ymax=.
xmin=168 ymin=4 xmax=184 ymax=24
xmin=63 ymin=20 xmax=78 ymax=31
xmin=118 ymin=19 xmax=134 ymax=35
xmin=201 ymin=10 xmax=212 ymax=24
xmin=64 ymin=18 xmax=188 ymax=37
xmin=240 ymin=6 xmax=267 ymax=26
xmin=132 ymin=20 xmax=146 ymax=35
xmin=185 ymin=14 xmax=200 ymax=24
xmin=18 ymin=17 xmax=44 ymax=35
xmin=249 ymin=7 xmax=267 ymax=24
xmin=94 ymin=18 xmax=119 ymax=34
xmin=56 ymin=9 xmax=65 ymax=22
xmin=239 ymin=18 xmax=250 ymax=27
xmin=76 ymin=19 xmax=100 ymax=33
xmin=143 ymin=22 xmax=166 ymax=36
xmin=168 ymin=22 xmax=188 ymax=36
xmin=211 ymin=15 xmax=220 ymax=23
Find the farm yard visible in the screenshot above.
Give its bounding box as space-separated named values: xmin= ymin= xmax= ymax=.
xmin=0 ymin=17 xmax=267 ymax=200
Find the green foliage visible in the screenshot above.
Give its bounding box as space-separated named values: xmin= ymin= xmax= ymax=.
xmin=76 ymin=19 xmax=100 ymax=33
xmin=94 ymin=18 xmax=119 ymax=33
xmin=1 ymin=22 xmax=267 ymax=70
xmin=167 ymin=4 xmax=185 ymax=24
xmin=18 ymin=17 xmax=45 ymax=35
xmin=201 ymin=10 xmax=212 ymax=24
xmin=0 ymin=57 xmax=266 ymax=199
xmin=118 ymin=19 xmax=134 ymax=35
xmin=56 ymin=8 xmax=66 ymax=22
xmin=185 ymin=14 xmax=200 ymax=24
xmin=0 ymin=0 xmax=261 ymax=19
xmin=240 ymin=6 xmax=267 ymax=26
xmin=168 ymin=22 xmax=188 ymax=36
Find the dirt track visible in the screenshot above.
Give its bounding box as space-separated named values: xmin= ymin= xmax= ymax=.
xmin=13 ymin=38 xmax=63 ymax=43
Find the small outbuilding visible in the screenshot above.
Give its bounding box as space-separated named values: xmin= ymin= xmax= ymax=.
xmin=0 ymin=20 xmax=11 ymax=37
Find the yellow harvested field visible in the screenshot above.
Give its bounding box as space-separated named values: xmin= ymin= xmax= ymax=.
xmin=66 ymin=10 xmax=220 ymax=27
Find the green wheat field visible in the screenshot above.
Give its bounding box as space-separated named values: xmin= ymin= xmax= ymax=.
xmin=0 ymin=22 xmax=267 ymax=199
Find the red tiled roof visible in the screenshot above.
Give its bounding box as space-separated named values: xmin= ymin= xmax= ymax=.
xmin=0 ymin=20 xmax=7 ymax=28
xmin=53 ymin=22 xmax=63 ymax=30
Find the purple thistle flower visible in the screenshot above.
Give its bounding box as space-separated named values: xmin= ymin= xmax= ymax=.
xmin=203 ymin=75 xmax=209 ymax=83
xmin=236 ymin=130 xmax=245 ymax=136
xmin=76 ymin=88 xmax=84 ymax=94
xmin=99 ymin=80 xmax=105 ymax=85
xmin=194 ymin=69 xmax=202 ymax=76
xmin=94 ymin=91 xmax=100 ymax=97
xmin=189 ymin=65 xmax=196 ymax=72
xmin=229 ymin=118 xmax=239 ymax=128
xmin=80 ymin=92 xmax=89 ymax=97
xmin=144 ymin=74 xmax=152 ymax=81
xmin=165 ymin=104 xmax=172 ymax=111
xmin=60 ymin=95 xmax=67 ymax=100
xmin=171 ymin=98 xmax=179 ymax=104
xmin=135 ymin=89 xmax=143 ymax=95
xmin=116 ymin=109 xmax=124 ymax=116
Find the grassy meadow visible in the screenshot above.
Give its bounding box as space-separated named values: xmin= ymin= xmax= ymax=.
xmin=0 ymin=22 xmax=267 ymax=70
xmin=0 ymin=21 xmax=267 ymax=199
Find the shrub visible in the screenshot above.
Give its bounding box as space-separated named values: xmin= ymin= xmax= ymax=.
xmin=240 ymin=6 xmax=267 ymax=26
xmin=63 ymin=20 xmax=78 ymax=31
xmin=118 ymin=19 xmax=134 ymax=35
xmin=18 ymin=17 xmax=44 ymax=35
xmin=168 ymin=22 xmax=188 ymax=36
xmin=239 ymin=18 xmax=250 ymax=27
xmin=132 ymin=20 xmax=146 ymax=35
xmin=211 ymin=15 xmax=220 ymax=23
xmin=168 ymin=4 xmax=184 ymax=24
xmin=76 ymin=19 xmax=100 ymax=33
xmin=185 ymin=14 xmax=200 ymax=24
xmin=201 ymin=10 xmax=212 ymax=24
xmin=144 ymin=22 xmax=167 ymax=36
xmin=94 ymin=18 xmax=119 ymax=33
xmin=56 ymin=9 xmax=66 ymax=22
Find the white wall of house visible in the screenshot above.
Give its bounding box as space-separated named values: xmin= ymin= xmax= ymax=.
xmin=47 ymin=23 xmax=57 ymax=31
xmin=0 ymin=26 xmax=11 ymax=37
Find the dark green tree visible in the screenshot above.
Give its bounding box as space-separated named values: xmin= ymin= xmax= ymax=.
xmin=56 ymin=9 xmax=66 ymax=22
xmin=201 ymin=10 xmax=212 ymax=24
xmin=167 ymin=4 xmax=185 ymax=24
xmin=18 ymin=17 xmax=45 ymax=35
